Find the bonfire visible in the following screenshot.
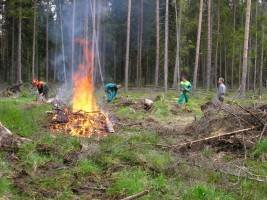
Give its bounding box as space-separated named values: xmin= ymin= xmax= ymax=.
xmin=48 ymin=39 xmax=114 ymax=137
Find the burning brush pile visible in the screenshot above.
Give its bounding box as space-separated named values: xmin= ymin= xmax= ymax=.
xmin=48 ymin=39 xmax=114 ymax=137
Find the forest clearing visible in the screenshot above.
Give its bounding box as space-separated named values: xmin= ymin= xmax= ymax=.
xmin=0 ymin=0 xmax=267 ymax=199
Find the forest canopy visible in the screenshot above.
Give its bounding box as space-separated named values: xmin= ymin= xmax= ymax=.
xmin=0 ymin=0 xmax=266 ymax=95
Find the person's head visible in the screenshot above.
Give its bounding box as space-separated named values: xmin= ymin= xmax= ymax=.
xmin=218 ymin=77 xmax=224 ymax=84
xmin=117 ymin=84 xmax=122 ymax=89
xmin=32 ymin=79 xmax=39 ymax=87
xmin=181 ymin=76 xmax=187 ymax=82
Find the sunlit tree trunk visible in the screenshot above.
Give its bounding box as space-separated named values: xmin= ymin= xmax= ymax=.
xmin=206 ymin=0 xmax=212 ymax=90
xmin=173 ymin=0 xmax=182 ymax=89
xmin=125 ymin=0 xmax=132 ymax=91
xmin=155 ymin=0 xmax=160 ymax=87
xmin=240 ymin=0 xmax=252 ymax=96
xmin=193 ymin=0 xmax=203 ymax=89
xmin=164 ymin=0 xmax=169 ymax=92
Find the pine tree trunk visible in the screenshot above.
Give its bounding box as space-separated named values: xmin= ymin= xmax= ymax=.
xmin=138 ymin=0 xmax=143 ymax=87
xmin=71 ymin=0 xmax=76 ymax=81
xmin=259 ymin=25 xmax=264 ymax=95
xmin=239 ymin=0 xmax=252 ymax=96
xmin=231 ymin=0 xmax=236 ymax=88
xmin=164 ymin=0 xmax=169 ymax=92
xmin=206 ymin=0 xmax=212 ymax=90
xmin=155 ymin=0 xmax=160 ymax=87
xmin=224 ymin=43 xmax=227 ymax=83
xmin=193 ymin=0 xmax=204 ymax=89
xmin=11 ymin=17 xmax=15 ymax=84
xmin=172 ymin=0 xmax=182 ymax=89
xmin=32 ymin=1 xmax=36 ymax=80
xmin=214 ymin=0 xmax=220 ymax=86
xmin=59 ymin=1 xmax=67 ymax=83
xmin=17 ymin=0 xmax=22 ymax=84
xmin=46 ymin=0 xmax=49 ymax=82
xmin=253 ymin=2 xmax=258 ymax=93
xmin=125 ymin=0 xmax=132 ymax=91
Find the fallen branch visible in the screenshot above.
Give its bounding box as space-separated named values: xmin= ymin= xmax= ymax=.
xmin=120 ymin=190 xmax=149 ymax=200
xmin=173 ymin=127 xmax=256 ymax=149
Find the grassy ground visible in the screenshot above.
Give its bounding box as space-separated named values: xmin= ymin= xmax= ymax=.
xmin=0 ymin=88 xmax=266 ymax=200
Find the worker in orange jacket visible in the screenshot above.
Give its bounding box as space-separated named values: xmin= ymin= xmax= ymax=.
xmin=32 ymin=79 xmax=49 ymax=100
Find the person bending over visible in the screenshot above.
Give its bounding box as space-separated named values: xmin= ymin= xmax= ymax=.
xmin=32 ymin=79 xmax=49 ymax=100
xmin=105 ymin=83 xmax=121 ymax=103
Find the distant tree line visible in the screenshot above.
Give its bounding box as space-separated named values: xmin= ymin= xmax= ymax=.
xmin=0 ymin=0 xmax=266 ymax=95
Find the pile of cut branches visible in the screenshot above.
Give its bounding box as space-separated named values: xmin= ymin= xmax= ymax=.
xmin=176 ymin=103 xmax=267 ymax=152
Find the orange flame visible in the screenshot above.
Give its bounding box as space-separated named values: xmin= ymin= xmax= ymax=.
xmin=72 ymin=39 xmax=98 ymax=113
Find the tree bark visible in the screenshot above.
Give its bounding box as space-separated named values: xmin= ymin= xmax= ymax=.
xmin=239 ymin=0 xmax=252 ymax=96
xmin=193 ymin=0 xmax=204 ymax=89
xmin=231 ymin=0 xmax=236 ymax=88
xmin=17 ymin=0 xmax=22 ymax=84
xmin=155 ymin=0 xmax=160 ymax=87
xmin=59 ymin=1 xmax=67 ymax=83
xmin=138 ymin=0 xmax=143 ymax=87
xmin=11 ymin=16 xmax=15 ymax=84
xmin=32 ymin=0 xmax=36 ymax=80
xmin=164 ymin=0 xmax=169 ymax=92
xmin=46 ymin=0 xmax=49 ymax=82
xmin=214 ymin=0 xmax=220 ymax=86
xmin=259 ymin=25 xmax=264 ymax=95
xmin=125 ymin=0 xmax=132 ymax=91
xmin=71 ymin=0 xmax=76 ymax=81
xmin=206 ymin=0 xmax=212 ymax=90
xmin=172 ymin=0 xmax=182 ymax=89
xmin=253 ymin=2 xmax=258 ymax=93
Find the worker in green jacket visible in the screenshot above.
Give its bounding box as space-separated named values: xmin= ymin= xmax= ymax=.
xmin=104 ymin=83 xmax=121 ymax=103
xmin=177 ymin=76 xmax=192 ymax=108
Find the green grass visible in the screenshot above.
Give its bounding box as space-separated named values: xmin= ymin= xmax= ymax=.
xmin=251 ymin=139 xmax=267 ymax=159
xmin=108 ymin=168 xmax=149 ymax=197
xmin=0 ymin=177 xmax=11 ymax=197
xmin=17 ymin=142 xmax=53 ymax=171
xmin=116 ymin=107 xmax=145 ymax=120
xmin=74 ymin=159 xmax=101 ymax=175
xmin=0 ymin=97 xmax=51 ymax=137
xmin=182 ymin=184 xmax=236 ymax=200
